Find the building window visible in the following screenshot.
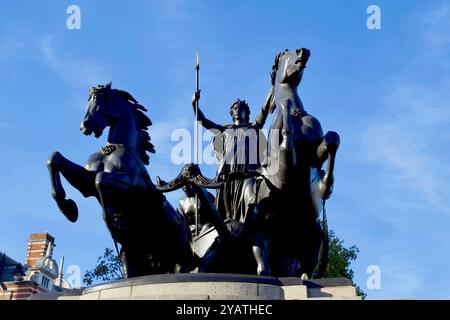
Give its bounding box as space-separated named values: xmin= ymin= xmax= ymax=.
xmin=41 ymin=276 xmax=49 ymax=288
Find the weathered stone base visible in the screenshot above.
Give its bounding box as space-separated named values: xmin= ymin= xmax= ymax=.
xmin=30 ymin=274 xmax=361 ymax=300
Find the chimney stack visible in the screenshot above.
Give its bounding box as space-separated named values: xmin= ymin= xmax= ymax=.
xmin=25 ymin=232 xmax=55 ymax=267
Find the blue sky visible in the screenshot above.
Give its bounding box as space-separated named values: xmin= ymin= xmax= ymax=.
xmin=0 ymin=0 xmax=449 ymax=299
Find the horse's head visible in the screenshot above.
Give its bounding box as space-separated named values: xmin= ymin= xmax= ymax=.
xmin=81 ymin=82 xmax=155 ymax=162
xmin=82 ymin=82 xmax=138 ymax=139
xmin=81 ymin=82 xmax=117 ymax=138
xmin=272 ymin=48 xmax=310 ymax=87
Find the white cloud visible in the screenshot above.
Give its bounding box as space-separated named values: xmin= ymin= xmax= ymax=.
xmin=0 ymin=40 xmax=24 ymax=60
xmin=422 ymin=3 xmax=450 ymax=50
xmin=351 ymin=5 xmax=450 ymax=299
xmin=361 ymin=82 xmax=450 ymax=218
xmin=358 ymin=3 xmax=450 ymax=222
xmin=36 ymin=35 xmax=109 ymax=90
xmin=0 ymin=29 xmax=109 ymax=97
xmin=149 ymin=116 xmax=191 ymax=156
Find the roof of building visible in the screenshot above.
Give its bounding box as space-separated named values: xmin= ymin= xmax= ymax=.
xmin=0 ymin=252 xmax=22 ymax=282
xmin=29 ymin=256 xmax=59 ymax=277
xmin=28 ymin=232 xmax=55 ymax=243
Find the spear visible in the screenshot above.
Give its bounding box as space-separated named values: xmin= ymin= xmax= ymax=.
xmin=195 ymin=52 xmax=200 ymax=163
xmin=194 ymin=52 xmax=200 ymax=238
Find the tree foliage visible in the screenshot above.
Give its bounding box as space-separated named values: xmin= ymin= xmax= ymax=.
xmin=324 ymin=230 xmax=367 ymax=299
xmin=83 ymin=248 xmax=123 ymax=286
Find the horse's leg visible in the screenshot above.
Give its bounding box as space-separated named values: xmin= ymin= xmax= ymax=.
xmin=250 ymin=182 xmax=273 ymax=276
xmin=278 ymin=100 xmax=290 ymax=150
xmin=47 ymin=151 xmax=97 ymax=222
xmin=95 ymin=171 xmax=164 ymax=276
xmin=265 ymin=110 xmax=295 ymax=189
xmin=252 ymin=236 xmax=271 ymax=276
xmin=162 ymin=197 xmax=195 ymax=272
xmin=120 ymin=244 xmax=152 ymax=278
xmin=119 ymin=245 xmax=130 ymax=278
xmin=316 ymin=131 xmax=340 ymax=200
xmin=300 ymin=220 xmax=323 ymax=278
xmin=269 ymin=104 xmax=297 ymax=188
xmin=242 ymin=177 xmax=256 ymax=224
xmin=94 ymin=171 xmax=132 ymax=234
xmin=94 ymin=171 xmax=140 ymax=274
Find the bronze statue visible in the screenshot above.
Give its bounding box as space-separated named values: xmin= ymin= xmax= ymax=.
xmin=47 ymin=83 xmax=194 ymax=278
xmin=191 ymin=86 xmax=275 ymax=224
xmin=251 ymin=49 xmax=340 ymax=278
xmin=46 ymin=48 xmax=340 ymax=281
xmin=168 ymin=49 xmax=339 ymax=278
xmin=178 ymin=182 xmax=215 ymax=235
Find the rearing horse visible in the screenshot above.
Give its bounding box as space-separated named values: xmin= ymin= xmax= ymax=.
xmin=47 ymin=83 xmax=193 ymax=278
xmin=252 ymin=49 xmax=340 ymax=278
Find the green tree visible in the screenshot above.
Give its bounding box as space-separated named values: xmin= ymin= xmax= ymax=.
xmin=324 ymin=230 xmax=367 ymax=299
xmin=83 ymin=248 xmax=123 ymax=286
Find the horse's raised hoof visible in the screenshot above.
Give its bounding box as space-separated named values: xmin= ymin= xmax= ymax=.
xmin=58 ymin=199 xmax=78 ymax=223
xmin=324 ymin=131 xmax=340 ymax=156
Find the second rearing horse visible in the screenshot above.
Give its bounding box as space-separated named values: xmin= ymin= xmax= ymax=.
xmin=252 ymin=49 xmax=340 ymax=278
xmin=47 ymin=83 xmax=194 ymax=278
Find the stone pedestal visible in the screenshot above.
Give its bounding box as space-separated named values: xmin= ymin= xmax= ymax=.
xmin=30 ymin=273 xmax=361 ymax=300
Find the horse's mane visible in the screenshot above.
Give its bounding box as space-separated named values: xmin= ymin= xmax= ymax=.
xmin=113 ymin=88 xmax=155 ymax=165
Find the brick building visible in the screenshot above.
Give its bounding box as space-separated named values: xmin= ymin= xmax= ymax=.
xmin=0 ymin=232 xmax=69 ymax=300
xmin=25 ymin=232 xmax=55 ymax=267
